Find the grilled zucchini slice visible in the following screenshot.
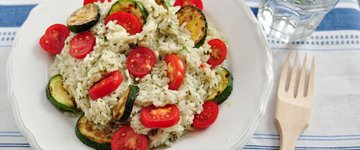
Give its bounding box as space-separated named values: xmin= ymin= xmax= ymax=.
xmin=112 ymin=85 xmax=139 ymax=122
xmin=177 ymin=5 xmax=207 ymax=48
xmin=67 ymin=3 xmax=100 ymax=33
xmin=75 ymin=115 xmax=111 ymax=150
xmin=155 ymin=0 xmax=171 ymax=8
xmin=207 ymin=68 xmax=233 ymax=104
xmin=46 ymin=75 xmax=76 ymax=112
xmin=108 ymin=0 xmax=148 ymax=25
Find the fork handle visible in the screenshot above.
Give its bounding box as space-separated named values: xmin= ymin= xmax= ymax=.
xmin=278 ymin=129 xmax=299 ymax=150
xmin=275 ymin=119 xmax=302 ymax=150
xmin=275 ymin=99 xmax=311 ymax=150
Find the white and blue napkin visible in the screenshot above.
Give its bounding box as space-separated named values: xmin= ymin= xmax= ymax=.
xmin=245 ymin=0 xmax=360 ymax=149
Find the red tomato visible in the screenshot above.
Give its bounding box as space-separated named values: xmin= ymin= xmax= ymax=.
xmin=89 ymin=71 xmax=123 ymax=100
xmin=105 ymin=12 xmax=142 ymax=35
xmin=165 ymin=55 xmax=185 ymax=90
xmin=39 ymin=35 xmax=61 ymax=55
xmin=111 ymin=125 xmax=148 ymax=150
xmin=69 ymin=31 xmax=96 ymax=59
xmin=207 ymin=39 xmax=227 ymax=68
xmin=192 ymin=101 xmax=219 ymax=129
xmin=84 ymin=0 xmax=97 ymax=5
xmin=140 ymin=105 xmax=180 ymax=129
xmin=39 ymin=24 xmax=70 ymax=55
xmin=126 ymin=47 xmax=157 ymax=78
xmin=174 ymin=0 xmax=203 ymax=10
xmin=44 ymin=24 xmax=70 ymax=44
xmin=84 ymin=0 xmax=111 ymax=5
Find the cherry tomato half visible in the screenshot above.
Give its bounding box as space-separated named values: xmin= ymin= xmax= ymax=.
xmin=174 ymin=0 xmax=203 ymax=10
xmin=111 ymin=125 xmax=148 ymax=150
xmin=126 ymin=47 xmax=157 ymax=78
xmin=105 ymin=12 xmax=142 ymax=35
xmin=69 ymin=31 xmax=96 ymax=59
xmin=89 ymin=71 xmax=123 ymax=100
xmin=207 ymin=39 xmax=227 ymax=68
xmin=84 ymin=0 xmax=111 ymax=5
xmin=192 ymin=101 xmax=219 ymax=129
xmin=165 ymin=55 xmax=185 ymax=90
xmin=140 ymin=104 xmax=180 ymax=129
xmin=39 ymin=24 xmax=70 ymax=55
xmin=39 ymin=35 xmax=62 ymax=55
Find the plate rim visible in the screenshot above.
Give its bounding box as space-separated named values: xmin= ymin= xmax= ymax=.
xmin=6 ymin=0 xmax=274 ymax=149
xmin=227 ymin=0 xmax=273 ymax=149
xmin=7 ymin=1 xmax=47 ymax=150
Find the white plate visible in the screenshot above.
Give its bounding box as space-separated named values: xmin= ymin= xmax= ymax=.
xmin=7 ymin=0 xmax=273 ymax=149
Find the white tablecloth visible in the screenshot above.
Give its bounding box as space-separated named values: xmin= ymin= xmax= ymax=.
xmin=1 ymin=0 xmax=360 ymax=149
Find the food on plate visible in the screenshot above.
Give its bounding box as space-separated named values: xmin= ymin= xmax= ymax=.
xmin=108 ymin=0 xmax=148 ymax=25
xmin=164 ymin=54 xmax=185 ymax=90
xmin=42 ymin=0 xmax=233 ymax=148
xmin=111 ymin=125 xmax=148 ymax=150
xmin=174 ymin=0 xmax=203 ymax=10
xmin=176 ymin=5 xmax=207 ymax=48
xmin=207 ymin=38 xmax=228 ymax=68
xmin=140 ymin=104 xmax=180 ymax=128
xmin=207 ymin=68 xmax=233 ymax=104
xmin=84 ymin=0 xmax=113 ymax=6
xmin=192 ymin=101 xmax=219 ymax=129
xmin=126 ymin=47 xmax=157 ymax=77
xmin=69 ymin=31 xmax=96 ymax=59
xmin=75 ymin=115 xmax=111 ymax=150
xmin=155 ymin=0 xmax=171 ymax=8
xmin=112 ymin=85 xmax=139 ymax=122
xmin=105 ymin=12 xmax=143 ymax=35
xmin=67 ymin=3 xmax=100 ymax=33
xmin=39 ymin=24 xmax=70 ymax=55
xmin=89 ymin=70 xmax=124 ymax=100
xmin=46 ymin=75 xmax=76 ymax=112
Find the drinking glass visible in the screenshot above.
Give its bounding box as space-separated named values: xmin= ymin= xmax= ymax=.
xmin=257 ymin=0 xmax=340 ymax=43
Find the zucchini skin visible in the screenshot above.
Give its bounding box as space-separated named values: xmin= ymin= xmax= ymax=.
xmin=163 ymin=0 xmax=171 ymax=8
xmin=108 ymin=0 xmax=148 ymax=25
xmin=119 ymin=85 xmax=139 ymax=122
xmin=213 ymin=68 xmax=233 ymax=104
xmin=195 ymin=9 xmax=207 ymax=49
xmin=134 ymin=1 xmax=148 ymax=24
xmin=46 ymin=75 xmax=76 ymax=112
xmin=75 ymin=115 xmax=111 ymax=150
xmin=177 ymin=6 xmax=207 ymax=48
xmin=112 ymin=85 xmax=139 ymax=122
xmin=67 ymin=4 xmax=100 ymax=33
xmin=156 ymin=0 xmax=171 ymax=8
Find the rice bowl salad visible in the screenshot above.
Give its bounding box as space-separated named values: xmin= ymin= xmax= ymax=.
xmin=40 ymin=0 xmax=233 ymax=149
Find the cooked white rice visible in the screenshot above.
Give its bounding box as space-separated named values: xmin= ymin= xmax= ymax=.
xmin=49 ymin=0 xmax=225 ymax=148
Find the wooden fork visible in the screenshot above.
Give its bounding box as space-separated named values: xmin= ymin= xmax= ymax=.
xmin=275 ymin=51 xmax=316 ymax=150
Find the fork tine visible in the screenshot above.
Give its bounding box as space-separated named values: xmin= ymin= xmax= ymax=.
xmin=296 ymin=55 xmax=307 ymax=98
xmin=306 ymin=56 xmax=316 ymax=98
xmin=288 ymin=51 xmax=299 ymax=95
xmin=278 ymin=51 xmax=291 ymax=93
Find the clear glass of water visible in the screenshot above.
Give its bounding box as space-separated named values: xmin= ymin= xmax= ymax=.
xmin=257 ymin=0 xmax=340 ymax=43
